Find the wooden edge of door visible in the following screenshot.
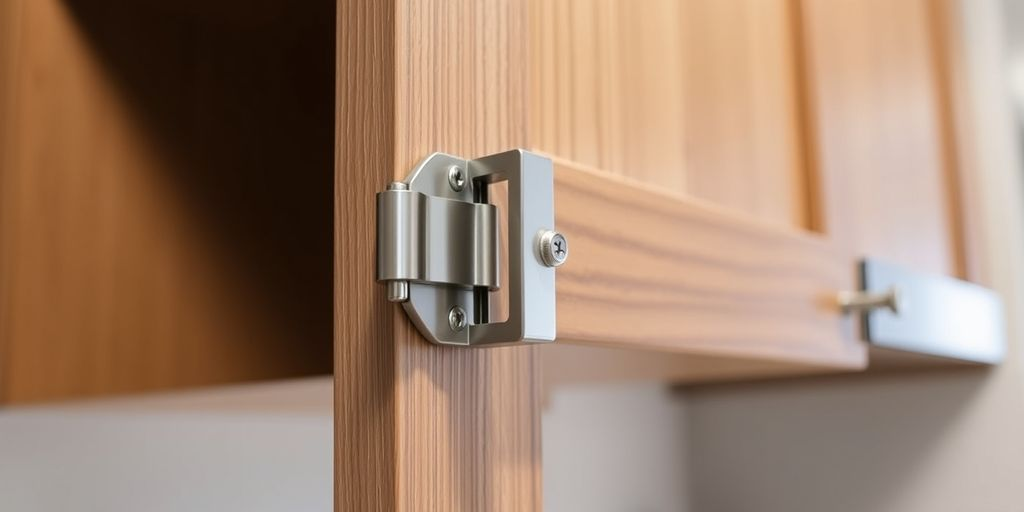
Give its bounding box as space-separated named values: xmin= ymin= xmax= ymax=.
xmin=552 ymin=157 xmax=867 ymax=371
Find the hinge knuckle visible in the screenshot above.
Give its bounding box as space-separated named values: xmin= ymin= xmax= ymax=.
xmin=376 ymin=189 xmax=417 ymax=282
xmin=377 ymin=190 xmax=499 ymax=289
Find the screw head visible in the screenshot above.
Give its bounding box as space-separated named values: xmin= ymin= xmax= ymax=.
xmin=447 ymin=165 xmax=466 ymax=192
xmin=448 ymin=305 xmax=468 ymax=332
xmin=538 ymin=230 xmax=568 ymax=267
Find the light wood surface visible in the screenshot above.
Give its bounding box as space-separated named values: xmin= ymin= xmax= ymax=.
xmin=552 ymin=157 xmax=866 ymax=370
xmin=801 ymin=0 xmax=963 ymax=276
xmin=535 ymin=0 xmax=973 ymax=382
xmin=0 ymin=0 xmax=21 ymax=403
xmin=335 ymin=0 xmax=541 ymax=510
xmin=934 ymin=0 xmax=983 ymax=283
xmin=0 ymin=0 xmax=335 ymax=403
xmin=531 ymin=0 xmax=812 ymax=229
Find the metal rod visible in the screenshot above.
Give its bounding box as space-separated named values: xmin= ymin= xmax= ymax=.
xmin=837 ymin=287 xmax=902 ymax=314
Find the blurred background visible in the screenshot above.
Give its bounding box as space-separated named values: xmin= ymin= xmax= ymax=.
xmin=2 ymin=0 xmax=1024 ymax=510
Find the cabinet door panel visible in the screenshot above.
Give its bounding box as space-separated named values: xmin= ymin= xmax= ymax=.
xmin=532 ymin=0 xmax=971 ymax=383
xmin=803 ymin=0 xmax=962 ymax=276
xmin=532 ymin=0 xmax=811 ymax=229
xmin=531 ymin=0 xmax=862 ymax=381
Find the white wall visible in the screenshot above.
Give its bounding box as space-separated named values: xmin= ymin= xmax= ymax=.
xmin=0 ymin=378 xmax=333 ymax=512
xmin=542 ymin=383 xmax=690 ymax=512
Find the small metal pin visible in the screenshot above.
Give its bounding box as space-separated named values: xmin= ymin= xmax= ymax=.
xmin=385 ymin=181 xmax=410 ymax=302
xmin=538 ymin=230 xmax=568 ymax=267
xmin=387 ymin=281 xmax=409 ymax=303
xmin=837 ymin=286 xmax=902 ymax=314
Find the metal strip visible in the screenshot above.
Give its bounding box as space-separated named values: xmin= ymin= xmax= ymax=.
xmin=859 ymin=258 xmax=1005 ymax=364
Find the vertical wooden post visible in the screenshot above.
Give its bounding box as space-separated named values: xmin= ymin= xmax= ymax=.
xmin=335 ymin=0 xmax=541 ymax=510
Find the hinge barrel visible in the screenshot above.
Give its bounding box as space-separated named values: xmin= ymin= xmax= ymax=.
xmin=376 ymin=189 xmax=500 ymax=290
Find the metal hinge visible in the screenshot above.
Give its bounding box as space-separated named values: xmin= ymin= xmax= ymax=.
xmin=376 ymin=149 xmax=566 ymax=347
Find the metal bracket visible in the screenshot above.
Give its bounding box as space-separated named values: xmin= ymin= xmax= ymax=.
xmin=376 ymin=149 xmax=565 ymax=347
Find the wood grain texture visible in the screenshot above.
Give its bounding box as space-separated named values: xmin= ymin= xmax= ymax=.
xmin=0 ymin=0 xmax=23 ymax=403
xmin=553 ymin=158 xmax=866 ymax=370
xmin=0 ymin=0 xmax=335 ymax=403
xmin=335 ymin=0 xmax=541 ymax=510
xmin=801 ymin=0 xmax=963 ymax=276
xmin=531 ymin=0 xmax=811 ymax=229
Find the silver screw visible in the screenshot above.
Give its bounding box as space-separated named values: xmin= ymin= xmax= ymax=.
xmin=447 ymin=165 xmax=466 ymax=192
xmin=448 ymin=305 xmax=468 ymax=332
xmin=538 ymin=230 xmax=568 ymax=267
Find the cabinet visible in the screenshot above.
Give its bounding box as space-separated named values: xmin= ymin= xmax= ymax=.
xmin=0 ymin=0 xmax=1003 ymax=510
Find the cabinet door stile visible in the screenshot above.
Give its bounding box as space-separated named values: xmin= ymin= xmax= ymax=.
xmin=335 ymin=0 xmax=541 ymax=510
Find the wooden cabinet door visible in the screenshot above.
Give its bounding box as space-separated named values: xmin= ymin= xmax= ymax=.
xmin=336 ymin=0 xmax=973 ymax=509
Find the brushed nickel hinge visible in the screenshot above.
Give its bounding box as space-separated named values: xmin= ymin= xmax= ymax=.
xmin=376 ymin=149 xmax=566 ymax=347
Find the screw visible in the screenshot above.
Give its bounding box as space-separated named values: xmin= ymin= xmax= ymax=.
xmin=387 ymin=181 xmax=409 ymax=191
xmin=538 ymin=230 xmax=568 ymax=267
xmin=448 ymin=165 xmax=466 ymax=192
xmin=448 ymin=305 xmax=468 ymax=332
